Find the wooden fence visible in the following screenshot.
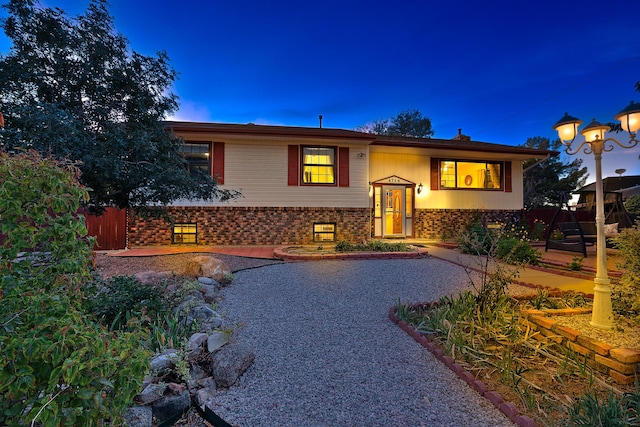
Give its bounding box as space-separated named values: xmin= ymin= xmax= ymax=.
xmin=83 ymin=208 xmax=127 ymax=250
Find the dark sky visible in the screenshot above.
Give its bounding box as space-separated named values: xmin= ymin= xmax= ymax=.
xmin=2 ymin=0 xmax=640 ymax=179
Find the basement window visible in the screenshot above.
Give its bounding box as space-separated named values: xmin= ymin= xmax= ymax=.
xmin=313 ymin=223 xmax=336 ymax=242
xmin=173 ymin=223 xmax=197 ymax=244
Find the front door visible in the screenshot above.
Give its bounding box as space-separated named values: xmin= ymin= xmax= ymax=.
xmin=383 ymin=186 xmax=405 ymax=237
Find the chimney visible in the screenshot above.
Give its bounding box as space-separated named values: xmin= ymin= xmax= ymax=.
xmin=453 ymin=128 xmax=471 ymax=141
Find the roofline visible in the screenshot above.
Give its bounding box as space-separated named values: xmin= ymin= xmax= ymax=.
xmin=371 ymin=136 xmax=559 ymax=157
xmin=164 ymin=121 xmax=376 ymax=141
xmin=164 ymin=120 xmax=557 ymax=157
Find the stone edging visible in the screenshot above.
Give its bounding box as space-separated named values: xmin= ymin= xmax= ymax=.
xmin=388 ymin=306 xmax=538 ymax=427
xmin=273 ymin=246 xmax=429 ymax=261
xmin=520 ymin=309 xmax=640 ymax=384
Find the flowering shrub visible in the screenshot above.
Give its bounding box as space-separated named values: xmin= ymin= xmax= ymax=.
xmin=0 ymin=151 xmax=148 ymax=426
xmin=496 ymin=237 xmax=541 ymax=265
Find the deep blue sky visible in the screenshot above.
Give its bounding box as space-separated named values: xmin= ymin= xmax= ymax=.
xmin=2 ymin=0 xmax=640 ymax=180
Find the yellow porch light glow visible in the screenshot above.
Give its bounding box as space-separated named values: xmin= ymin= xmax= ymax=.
xmin=580 ymin=119 xmax=610 ymax=143
xmin=614 ymin=100 xmax=640 ymax=134
xmin=552 ymin=112 xmax=582 ymax=144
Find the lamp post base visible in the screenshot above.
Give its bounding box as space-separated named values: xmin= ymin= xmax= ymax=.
xmin=590 ymin=278 xmax=613 ymax=329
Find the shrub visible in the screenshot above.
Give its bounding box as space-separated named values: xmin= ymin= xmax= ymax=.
xmin=624 ymin=194 xmax=640 ymax=214
xmin=458 ymin=221 xmax=496 ymax=255
xmin=609 ymin=220 xmax=640 ymax=323
xmin=84 ymin=275 xmax=165 ymax=331
xmin=334 ymin=241 xmax=356 ymax=252
xmin=568 ymin=256 xmax=584 ymax=271
xmin=496 ymin=238 xmax=541 ymax=265
xmin=334 ymin=240 xmax=411 ymax=253
xmin=0 ymin=151 xmax=148 ymax=426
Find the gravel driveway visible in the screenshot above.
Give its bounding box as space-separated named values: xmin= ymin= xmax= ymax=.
xmin=211 ymin=258 xmax=514 ymax=427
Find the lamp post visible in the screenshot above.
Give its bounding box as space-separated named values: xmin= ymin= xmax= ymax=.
xmin=552 ymin=101 xmax=640 ymax=329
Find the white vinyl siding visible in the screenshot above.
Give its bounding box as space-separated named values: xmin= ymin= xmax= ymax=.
xmin=172 ymin=136 xmax=369 ymax=208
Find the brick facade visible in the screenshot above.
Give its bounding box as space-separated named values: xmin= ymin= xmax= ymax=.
xmin=414 ymin=209 xmax=521 ymax=240
xmin=128 ymin=206 xmax=371 ymax=246
xmin=128 ymin=206 xmax=522 ymax=246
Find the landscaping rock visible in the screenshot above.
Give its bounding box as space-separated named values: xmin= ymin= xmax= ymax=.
xmin=175 ymin=294 xmax=205 ymax=316
xmin=207 ymin=331 xmax=229 ymax=353
xmin=151 ymin=390 xmax=190 ymax=424
xmin=188 ymin=364 xmax=210 ymax=390
xmin=137 ymin=383 xmax=167 ymax=404
xmin=195 ymin=386 xmax=217 ymax=409
xmin=184 ymin=255 xmax=231 ymax=283
xmin=199 ymin=283 xmax=218 ymax=303
xmin=149 ymin=350 xmax=180 ymax=373
xmin=198 ymin=277 xmax=219 ymax=287
xmin=211 ymin=342 xmax=255 ymax=388
xmin=187 ymin=304 xmax=223 ymax=332
xmin=188 ymin=333 xmax=209 ymax=352
xmin=124 ymin=405 xmax=153 ymax=427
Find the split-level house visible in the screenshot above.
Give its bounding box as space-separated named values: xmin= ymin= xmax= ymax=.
xmin=127 ymin=122 xmax=555 ymax=246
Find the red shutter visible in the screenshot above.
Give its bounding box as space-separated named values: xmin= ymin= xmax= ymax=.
xmin=504 ymin=161 xmax=512 ymax=192
xmin=338 ymin=147 xmax=349 ymax=187
xmin=430 ymin=157 xmax=439 ymax=191
xmin=288 ymin=145 xmax=299 ymax=186
xmin=213 ymin=142 xmax=224 ymax=184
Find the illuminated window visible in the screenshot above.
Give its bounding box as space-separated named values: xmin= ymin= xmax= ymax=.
xmin=440 ymin=160 xmax=502 ymax=189
xmin=313 ymin=223 xmax=336 ymax=241
xmin=302 ymin=147 xmax=335 ymax=184
xmin=173 ymin=223 xmax=197 ymax=244
xmin=180 ymin=142 xmax=211 ymax=174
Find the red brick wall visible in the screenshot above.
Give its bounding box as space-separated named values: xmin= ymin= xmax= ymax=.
xmin=128 ymin=206 xmax=371 ymax=246
xmin=128 ymin=206 xmax=521 ymax=246
xmin=414 ymin=209 xmax=521 ymax=240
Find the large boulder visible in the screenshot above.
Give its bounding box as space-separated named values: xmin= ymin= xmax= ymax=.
xmin=211 ymin=343 xmax=255 ymax=388
xmin=184 ymin=256 xmax=231 ymax=283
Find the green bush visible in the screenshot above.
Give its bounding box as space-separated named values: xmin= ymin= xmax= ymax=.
xmin=624 ymin=194 xmax=640 ymax=214
xmin=334 ymin=240 xmax=410 ymax=253
xmin=85 ymin=275 xmax=165 ymax=331
xmin=610 ymin=220 xmax=640 ymax=323
xmin=334 ymin=240 xmax=356 ymax=252
xmin=496 ymin=238 xmax=541 ymax=265
xmin=0 ymin=151 xmax=148 ymax=426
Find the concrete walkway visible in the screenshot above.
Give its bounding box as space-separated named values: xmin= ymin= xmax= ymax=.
xmin=426 ymin=245 xmax=599 ymax=295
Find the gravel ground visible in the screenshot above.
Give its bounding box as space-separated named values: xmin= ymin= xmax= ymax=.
xmin=210 ymin=258 xmax=515 ymax=427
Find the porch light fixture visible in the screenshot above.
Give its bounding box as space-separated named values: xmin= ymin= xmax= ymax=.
xmin=552 ymin=100 xmax=640 ymax=329
xmin=417 ymin=183 xmax=423 ymax=194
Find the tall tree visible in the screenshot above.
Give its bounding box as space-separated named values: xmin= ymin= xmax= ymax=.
xmin=521 ymin=136 xmax=589 ymax=208
xmin=0 ymin=0 xmax=236 ymax=212
xmin=357 ymin=109 xmax=435 ymax=138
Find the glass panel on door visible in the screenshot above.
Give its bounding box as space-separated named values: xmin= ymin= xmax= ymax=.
xmin=384 ymin=187 xmax=405 ymax=236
